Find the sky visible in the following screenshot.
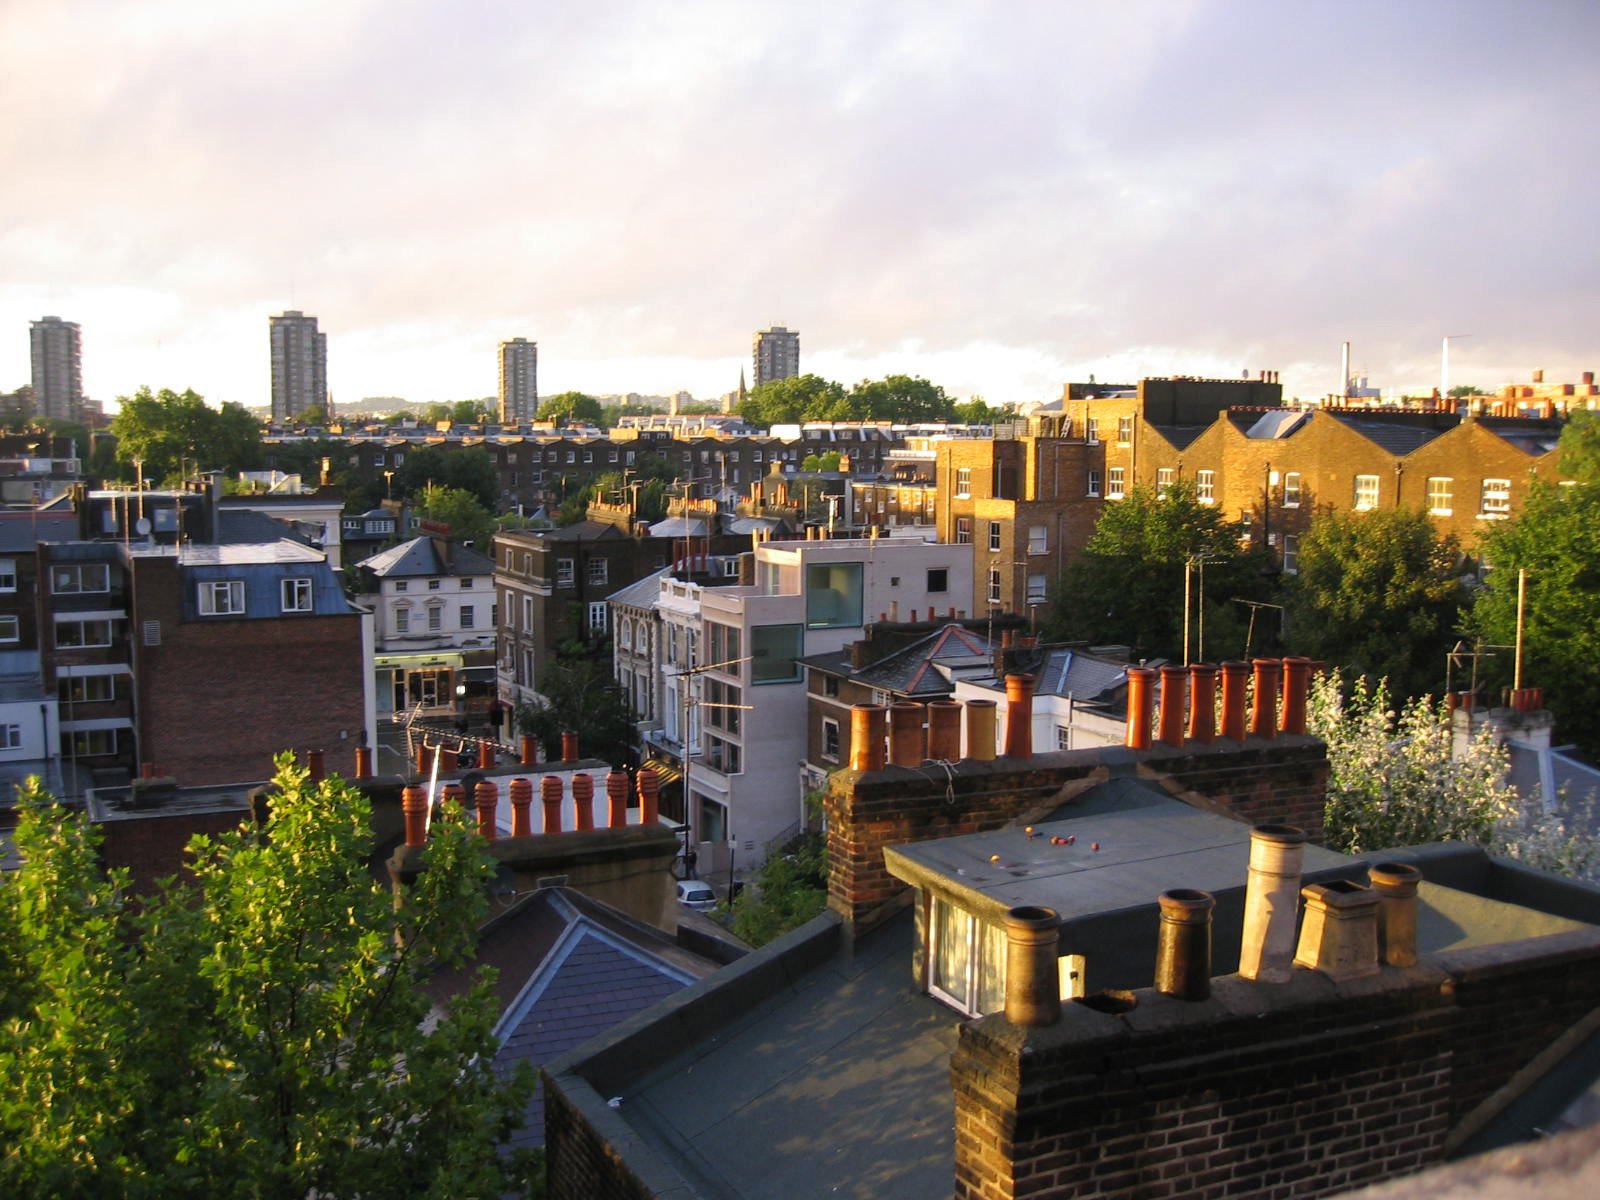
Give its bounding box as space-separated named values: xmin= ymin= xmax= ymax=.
xmin=3 ymin=0 xmax=1597 ymax=413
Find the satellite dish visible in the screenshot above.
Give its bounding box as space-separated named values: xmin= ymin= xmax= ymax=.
xmin=135 ymin=517 xmax=152 ymax=535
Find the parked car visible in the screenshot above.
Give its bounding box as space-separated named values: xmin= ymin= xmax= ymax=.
xmin=675 ymin=879 xmax=718 ymax=911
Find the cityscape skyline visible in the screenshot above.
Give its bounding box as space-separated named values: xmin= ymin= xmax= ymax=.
xmin=2 ymin=2 xmax=1597 ymax=412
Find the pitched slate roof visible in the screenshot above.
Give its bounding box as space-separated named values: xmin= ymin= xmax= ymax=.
xmin=1326 ymin=413 xmax=1445 ymax=455
xmin=802 ymin=624 xmax=997 ymax=698
xmin=356 ymin=535 xmax=494 ymax=578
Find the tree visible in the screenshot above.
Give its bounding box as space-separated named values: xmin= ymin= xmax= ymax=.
xmin=800 ymin=451 xmax=842 ymax=473
xmin=1043 ymin=481 xmax=1270 ymax=661
xmin=393 ymin=445 xmax=498 ymax=510
xmin=110 ymin=386 xmax=263 ymax=483
xmin=727 ymin=832 xmax=827 ymax=946
xmin=452 ymin=399 xmax=495 ymax=425
xmin=415 ymin=483 xmax=495 ymax=547
xmin=1557 ymin=408 xmax=1600 ymax=484
xmin=537 ymin=391 xmax=604 ymax=427
xmin=1284 ymin=506 xmax=1465 ymax=702
xmin=1309 ymin=671 xmax=1599 ymax=879
xmin=1470 ymin=475 xmax=1600 ymax=756
xmin=953 ymin=397 xmax=1002 ymax=424
xmin=737 ymin=374 xmax=849 ymax=427
xmin=0 ymin=759 xmax=536 ymax=1196
xmin=296 ymin=402 xmax=329 ymax=425
xmin=849 ymin=374 xmax=953 ymax=423
xmin=516 ymin=652 xmax=637 ymax=767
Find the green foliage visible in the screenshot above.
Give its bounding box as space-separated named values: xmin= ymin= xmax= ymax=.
xmin=453 ymin=398 xmax=495 ymax=424
xmin=0 ymin=760 xmax=536 ymax=1197
xmin=1310 ymin=670 xmax=1600 ymax=879
xmin=1558 ymin=409 xmax=1600 ymax=484
xmin=1043 ymin=481 xmax=1270 ymax=660
xmin=849 ymin=374 xmax=951 ymax=423
xmin=415 ymin=483 xmax=495 ymax=547
xmin=727 ymin=833 xmax=828 ymax=947
xmin=110 ymin=386 xmax=263 ymax=483
xmin=800 ymin=450 xmax=842 ymax=473
xmin=516 ymin=651 xmax=637 ymax=766
xmin=537 ymin=391 xmax=604 ymax=427
xmin=394 ymin=444 xmax=499 ymax=509
xmin=296 ymin=402 xmax=328 ymax=425
xmin=1284 ymin=506 xmax=1465 ymax=702
xmin=557 ymin=469 xmax=671 ymax=526
xmin=1448 ymin=385 xmax=1489 ymax=398
xmin=1470 ymin=477 xmax=1600 ymax=757
xmin=952 ymin=397 xmax=1002 ymax=424
xmin=738 ymin=373 xmax=962 ymax=428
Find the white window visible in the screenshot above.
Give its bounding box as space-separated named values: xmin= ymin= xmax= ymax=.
xmin=56 ymin=619 xmax=112 ymax=648
xmin=586 ymin=559 xmax=608 ymax=586
xmin=395 ymin=606 xmax=410 ymax=634
xmin=556 ymin=559 xmax=575 ymax=587
xmin=52 ymin=563 xmax=110 ymax=594
xmin=0 ymin=559 xmax=15 ymax=592
xmin=1027 ymin=573 xmax=1047 ymax=604
xmin=821 ymin=717 xmax=840 ymax=763
xmin=1107 ymin=467 xmax=1126 ymax=499
xmin=1156 ymin=468 xmax=1174 ymax=498
xmin=955 ymin=518 xmax=972 ymax=545
xmin=1028 ymin=526 xmax=1047 ymax=555
xmin=1117 ymin=416 xmax=1133 ymax=444
xmin=427 ymin=606 xmax=443 ymax=632
xmin=198 ymin=580 xmax=245 ymax=615
xmin=1085 ymin=417 xmax=1099 ymax=444
xmin=459 ymin=577 xmax=474 ymax=588
xmin=1056 ymin=724 xmax=1073 ymax=751
xmin=988 ymin=522 xmax=1002 ymax=552
xmin=0 ymin=615 xmax=17 ymax=643
xmin=928 ymin=896 xmax=1006 ymax=1017
xmin=955 ymin=468 xmax=972 ymax=498
xmin=1087 ymin=470 xmax=1101 ymax=498
xmin=395 ymin=581 xmax=408 ymax=592
xmin=1353 ymin=474 xmax=1379 ymax=511
xmin=588 ymin=602 xmax=608 ymax=631
xmin=522 ymin=596 xmax=534 ymax=630
xmin=1283 ymin=472 xmax=1302 ymax=508
xmin=427 ymin=579 xmax=441 ymax=591
xmin=1481 ymin=478 xmax=1511 ymax=516
xmin=987 ymin=568 xmax=1002 ymax=605
xmin=460 ymin=605 xmax=475 ymax=629
xmin=1426 ymin=477 xmax=1453 ymax=515
xmin=0 ymin=723 xmax=21 ymax=750
xmin=1283 ymin=534 xmax=1300 ymax=575
xmin=1197 ymin=470 xmax=1216 ymax=505
xmin=281 ymin=578 xmax=313 ymax=613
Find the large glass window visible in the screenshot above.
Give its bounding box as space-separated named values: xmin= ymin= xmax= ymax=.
xmin=53 ymin=563 xmax=110 ymax=594
xmin=805 ymin=562 xmax=863 ymax=629
xmin=750 ymin=623 xmax=803 ymax=684
xmin=929 ymin=896 xmax=1007 ymax=1017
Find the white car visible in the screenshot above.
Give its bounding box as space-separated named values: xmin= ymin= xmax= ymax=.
xmin=675 ymin=880 xmax=718 ymax=911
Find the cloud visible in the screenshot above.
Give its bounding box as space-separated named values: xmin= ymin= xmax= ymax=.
xmin=2 ymin=0 xmax=1596 ymax=408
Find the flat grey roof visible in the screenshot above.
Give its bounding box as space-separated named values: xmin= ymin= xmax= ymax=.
xmin=561 ymin=913 xmax=957 ymax=1200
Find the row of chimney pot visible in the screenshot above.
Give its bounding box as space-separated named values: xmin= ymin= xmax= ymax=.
xmin=1127 ymin=657 xmax=1314 ymax=750
xmin=1002 ymin=826 xmax=1426 ymax=1027
xmin=847 ymin=657 xmax=1316 ymax=772
xmin=400 ymin=766 xmax=662 ymax=849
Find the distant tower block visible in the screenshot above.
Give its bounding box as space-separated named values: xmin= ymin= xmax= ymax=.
xmin=499 ymin=337 xmax=539 ymax=425
xmin=753 ymin=326 xmax=800 ymax=388
xmin=270 ymin=311 xmax=328 ymax=422
xmin=31 ymin=316 xmax=83 ymax=422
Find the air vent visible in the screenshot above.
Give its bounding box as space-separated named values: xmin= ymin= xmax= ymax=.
xmin=141 ymin=620 xmax=161 ymax=646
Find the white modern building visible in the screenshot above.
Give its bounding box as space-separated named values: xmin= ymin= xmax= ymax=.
xmin=625 ymin=534 xmax=972 ymax=873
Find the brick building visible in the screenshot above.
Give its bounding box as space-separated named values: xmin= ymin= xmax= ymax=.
xmin=541 ymin=670 xmax=1600 ymax=1198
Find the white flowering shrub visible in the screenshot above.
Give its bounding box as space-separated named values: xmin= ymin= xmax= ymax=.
xmin=1309 ymin=670 xmax=1600 ymax=881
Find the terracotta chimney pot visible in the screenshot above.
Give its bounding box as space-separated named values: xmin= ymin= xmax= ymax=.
xmin=571 ymin=772 xmax=595 ymax=831
xmin=509 ymin=777 xmax=533 ymax=837
xmin=965 ymin=699 xmax=997 ymax=761
xmin=474 ymin=779 xmax=498 ymax=840
xmin=1003 ymin=906 xmax=1062 ymax=1027
xmin=541 ymin=775 xmax=564 ymax=833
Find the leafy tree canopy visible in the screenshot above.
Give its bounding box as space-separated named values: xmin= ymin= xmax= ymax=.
xmin=394 ymin=444 xmax=499 ymax=510
xmin=738 ymin=374 xmax=851 ymax=427
xmin=1284 ymin=505 xmax=1465 ymax=702
xmin=110 ymin=386 xmax=263 ymax=483
xmin=516 ymin=651 xmax=637 ymax=766
xmin=800 ymin=451 xmax=842 ymax=473
xmin=415 ymin=483 xmax=495 ymax=548
xmin=726 ymin=832 xmax=827 ymax=947
xmin=1448 ymin=385 xmax=1489 ymax=398
xmin=555 ymin=469 xmax=671 ymax=527
xmin=537 ymin=391 xmax=604 ymax=427
xmin=1558 ymin=408 xmax=1600 ymax=484
xmin=1470 ymin=476 xmax=1600 ymax=756
xmin=952 ymin=397 xmax=1003 ymax=424
xmin=849 ymin=374 xmax=951 ymax=423
xmin=0 ymin=760 xmax=537 ymax=1197
xmin=1043 ymin=481 xmax=1270 ymax=661
xmin=453 ymin=398 xmax=496 ymax=424
xmin=295 ymin=402 xmax=328 ymax=425
xmin=1310 ymin=671 xmax=1599 ymax=879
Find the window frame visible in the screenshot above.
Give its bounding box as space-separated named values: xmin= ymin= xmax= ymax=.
xmin=821 ymin=716 xmax=840 ymax=763
xmin=1481 ymin=477 xmax=1512 ymax=516
xmin=281 ymin=577 xmax=314 ymax=613
xmin=1353 ymin=474 xmax=1380 ymax=511
xmin=1107 ymin=466 xmax=1126 ymax=499
xmin=1282 ymin=471 xmax=1302 ymax=508
xmin=198 ymin=579 xmax=245 ymax=616
xmin=1086 ymin=469 xmax=1101 ymax=498
xmin=1196 ymin=470 xmax=1216 ymax=505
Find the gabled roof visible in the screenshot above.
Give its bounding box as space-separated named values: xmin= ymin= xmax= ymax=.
xmin=1028 ymin=647 xmax=1129 ymax=699
xmin=1145 ymin=423 xmax=1212 ymax=451
xmin=803 ymin=624 xmax=997 ymax=698
xmin=356 ymin=535 xmax=494 ymax=578
xmin=1238 ymin=408 xmax=1312 ymax=439
xmin=216 ymin=509 xmax=318 ymax=547
xmin=607 ymin=565 xmax=672 ymax=607
xmin=429 ymin=887 xmax=717 ymax=1153
xmin=1326 ymin=413 xmax=1445 ymax=455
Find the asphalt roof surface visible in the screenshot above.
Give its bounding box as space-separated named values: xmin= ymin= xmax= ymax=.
xmin=613 ymin=913 xmax=958 ymax=1200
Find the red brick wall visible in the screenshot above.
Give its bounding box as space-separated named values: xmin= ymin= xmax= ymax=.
xmin=951 ymin=925 xmax=1600 ymax=1200
xmin=132 ymin=558 xmax=366 ymax=786
xmin=826 ymin=737 xmax=1329 ymax=930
